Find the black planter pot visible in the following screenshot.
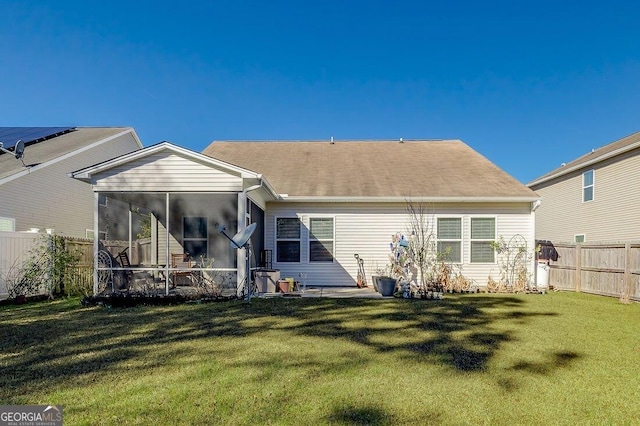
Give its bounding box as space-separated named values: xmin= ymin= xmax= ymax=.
xmin=377 ymin=277 xmax=397 ymax=297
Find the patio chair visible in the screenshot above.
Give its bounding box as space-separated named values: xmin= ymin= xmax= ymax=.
xmin=116 ymin=247 xmax=134 ymax=289
xmin=171 ymin=253 xmax=195 ymax=287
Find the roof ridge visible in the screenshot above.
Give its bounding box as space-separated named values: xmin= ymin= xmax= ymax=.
xmin=211 ymin=139 xmax=458 ymax=143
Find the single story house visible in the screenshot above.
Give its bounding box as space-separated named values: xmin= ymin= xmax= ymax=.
xmin=527 ymin=130 xmax=640 ymax=243
xmin=70 ymin=139 xmax=540 ymax=294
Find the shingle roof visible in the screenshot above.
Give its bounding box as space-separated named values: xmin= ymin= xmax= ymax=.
xmin=203 ymin=139 xmax=538 ymax=199
xmin=0 ymin=127 xmax=134 ymax=181
xmin=528 ymin=131 xmax=640 ymax=187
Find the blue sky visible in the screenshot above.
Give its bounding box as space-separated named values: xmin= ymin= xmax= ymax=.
xmin=1 ymin=0 xmax=639 ymax=184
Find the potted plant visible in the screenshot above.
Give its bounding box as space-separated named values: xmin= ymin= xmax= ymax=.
xmin=377 ymin=275 xmax=397 ymax=297
xmin=377 ymin=233 xmax=412 ymax=297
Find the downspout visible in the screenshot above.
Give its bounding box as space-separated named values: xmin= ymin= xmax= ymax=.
xmin=243 ymin=176 xmax=264 ymax=197
xmin=238 ymin=178 xmax=264 ymax=301
xmin=531 ymin=199 xmax=542 ymax=287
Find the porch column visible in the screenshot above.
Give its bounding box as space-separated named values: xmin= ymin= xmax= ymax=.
xmin=93 ymin=191 xmax=99 ymax=295
xmin=237 ymin=192 xmax=248 ymax=296
xmin=165 ymin=192 xmax=170 ymax=295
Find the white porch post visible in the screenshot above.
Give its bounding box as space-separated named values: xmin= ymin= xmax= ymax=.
xmin=165 ymin=193 xmax=170 ymax=295
xmin=237 ymin=192 xmax=247 ymax=297
xmin=93 ymin=192 xmax=99 ymax=295
xmin=128 ymin=207 xmax=133 ymax=261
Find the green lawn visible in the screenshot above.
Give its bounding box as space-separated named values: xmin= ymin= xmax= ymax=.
xmin=1 ymin=292 xmax=638 ymax=425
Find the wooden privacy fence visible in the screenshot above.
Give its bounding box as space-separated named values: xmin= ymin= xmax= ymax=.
xmin=548 ymin=242 xmax=640 ymax=301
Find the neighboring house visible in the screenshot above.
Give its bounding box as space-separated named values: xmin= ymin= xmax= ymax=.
xmin=71 ymin=139 xmax=540 ymax=292
xmin=0 ymin=127 xmax=143 ymax=237
xmin=527 ymin=131 xmax=640 ymax=243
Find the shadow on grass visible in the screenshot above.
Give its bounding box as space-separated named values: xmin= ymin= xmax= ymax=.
xmin=326 ymin=403 xmax=396 ymax=425
xmin=275 ymin=296 xmax=560 ymax=372
xmin=326 ymin=402 xmax=442 ymax=425
xmin=0 ymin=295 xmax=570 ymax=406
xmin=510 ymin=350 xmax=580 ymax=375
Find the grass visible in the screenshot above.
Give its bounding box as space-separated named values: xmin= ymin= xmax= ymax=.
xmin=1 ymin=292 xmax=639 ymax=425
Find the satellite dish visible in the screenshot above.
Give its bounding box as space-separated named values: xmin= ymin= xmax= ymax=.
xmin=14 ymin=140 xmax=25 ymax=159
xmin=229 ymin=222 xmax=257 ymax=249
xmin=217 ymin=222 xmax=257 ymax=249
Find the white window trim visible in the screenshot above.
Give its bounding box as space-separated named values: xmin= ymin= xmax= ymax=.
xmin=0 ymin=216 xmax=16 ymax=232
xmin=574 ymin=234 xmax=586 ymax=243
xmin=436 ymin=216 xmax=463 ymax=264
xmin=470 ymin=216 xmax=497 ymax=264
xmin=582 ymin=169 xmax=594 ymax=203
xmin=275 ymin=216 xmax=302 ymax=263
xmin=308 ymin=215 xmax=336 ymax=264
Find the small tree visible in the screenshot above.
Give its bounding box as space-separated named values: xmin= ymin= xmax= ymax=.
xmin=405 ymin=200 xmax=437 ymax=293
xmin=49 ymin=235 xmax=81 ymax=296
xmin=2 ymin=234 xmax=81 ymax=300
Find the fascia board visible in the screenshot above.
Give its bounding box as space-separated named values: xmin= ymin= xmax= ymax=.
xmin=71 ymin=142 xmax=262 ymax=181
xmin=276 ymin=196 xmax=541 ymax=203
xmin=528 ymin=140 xmax=640 ymax=187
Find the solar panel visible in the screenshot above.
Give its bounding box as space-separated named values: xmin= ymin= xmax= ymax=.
xmin=0 ymin=127 xmax=75 ymax=150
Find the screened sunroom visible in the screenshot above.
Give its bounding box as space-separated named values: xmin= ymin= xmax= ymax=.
xmin=70 ymin=143 xmax=277 ymax=297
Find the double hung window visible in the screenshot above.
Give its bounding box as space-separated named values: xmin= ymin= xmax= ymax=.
xmin=183 ymin=216 xmax=208 ymax=258
xmin=583 ymin=170 xmax=594 ymax=202
xmin=309 ymin=217 xmax=334 ymax=262
xmin=437 ymin=218 xmax=462 ymax=263
xmin=0 ymin=217 xmax=15 ymax=232
xmin=276 ymin=218 xmax=301 ymax=262
xmin=470 ymin=218 xmax=496 ymax=263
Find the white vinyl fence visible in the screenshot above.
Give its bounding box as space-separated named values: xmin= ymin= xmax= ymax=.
xmin=0 ymin=232 xmax=42 ymax=299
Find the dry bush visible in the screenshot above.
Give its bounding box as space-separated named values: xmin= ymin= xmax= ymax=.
xmin=452 ymin=274 xmax=472 ymax=292
xmin=436 ymin=261 xmax=452 ymax=291
xmin=487 ymin=275 xmax=502 ymax=293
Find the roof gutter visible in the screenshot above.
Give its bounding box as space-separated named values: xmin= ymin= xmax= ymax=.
xmin=243 ymin=182 xmax=262 ymax=194
xmin=243 ymin=175 xmax=282 ymax=201
xmin=276 ymin=195 xmax=541 ymax=203
xmin=255 ymin=174 xmax=281 ymax=200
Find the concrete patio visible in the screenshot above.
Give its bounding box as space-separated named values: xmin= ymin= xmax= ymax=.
xmin=259 ymin=286 xmax=387 ymax=299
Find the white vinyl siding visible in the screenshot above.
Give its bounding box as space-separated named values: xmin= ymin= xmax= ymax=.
xmin=531 ymin=149 xmax=640 ymax=242
xmin=265 ymin=202 xmax=535 ymax=288
xmin=437 ymin=217 xmax=462 ymax=263
xmin=276 ymin=217 xmax=301 ymax=263
xmin=470 ymin=217 xmax=496 ymax=263
xmin=93 ymin=152 xmax=244 ymax=192
xmin=0 ymin=132 xmax=139 ymax=237
xmin=309 ymin=217 xmax=334 ymax=262
xmin=583 ymin=170 xmax=594 ymax=202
